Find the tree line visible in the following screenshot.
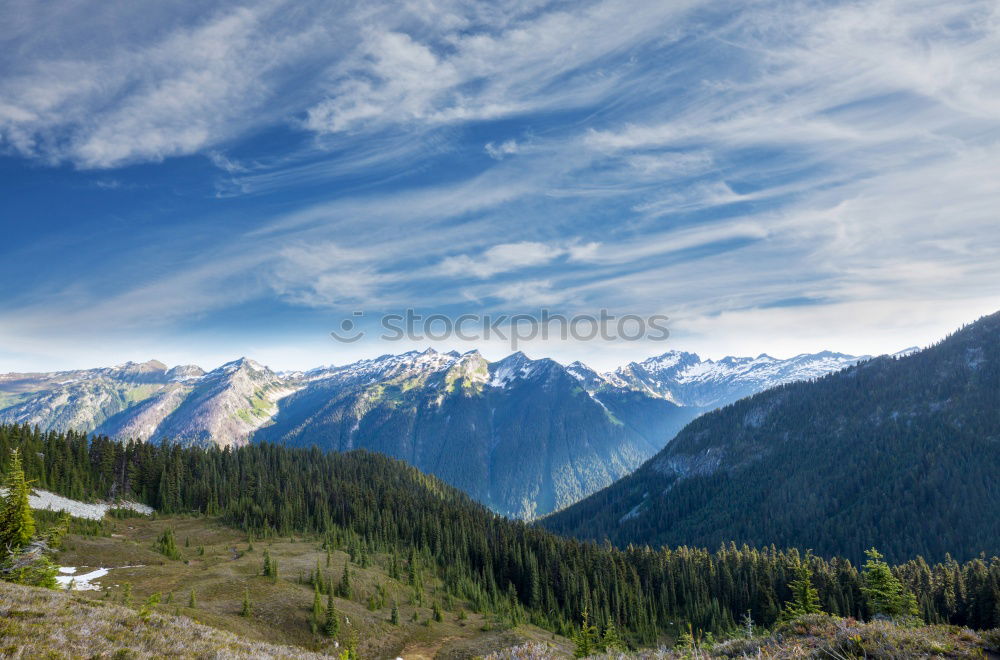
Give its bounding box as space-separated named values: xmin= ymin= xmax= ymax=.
xmin=1 ymin=422 xmax=998 ymax=644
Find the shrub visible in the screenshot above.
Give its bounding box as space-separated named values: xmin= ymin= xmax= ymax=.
xmin=982 ymin=628 xmax=1000 ymax=652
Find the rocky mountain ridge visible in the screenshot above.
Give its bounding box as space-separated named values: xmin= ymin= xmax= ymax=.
xmin=0 ymin=346 xmax=872 ymax=517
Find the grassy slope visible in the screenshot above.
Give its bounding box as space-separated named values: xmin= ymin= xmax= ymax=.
xmin=48 ymin=515 xmax=572 ymax=659
xmin=0 ymin=580 xmax=327 ymax=659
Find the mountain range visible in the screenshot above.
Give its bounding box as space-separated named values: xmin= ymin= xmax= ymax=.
xmin=0 ymin=347 xmax=865 ymax=518
xmin=542 ymin=312 xmax=1000 ymax=562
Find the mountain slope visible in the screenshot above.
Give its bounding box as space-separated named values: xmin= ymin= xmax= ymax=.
xmin=0 ymin=360 xmax=200 ymax=432
xmin=608 ymin=349 xmax=865 ymax=408
xmin=542 ymin=312 xmax=1000 ymax=562
xmin=92 ymin=358 xmax=297 ymax=447
xmin=255 ymin=349 xmax=697 ymax=519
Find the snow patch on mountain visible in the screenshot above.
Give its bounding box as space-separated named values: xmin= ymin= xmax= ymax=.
xmin=0 ymin=487 xmax=153 ymax=521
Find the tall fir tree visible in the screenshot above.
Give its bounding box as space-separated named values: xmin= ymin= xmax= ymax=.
xmin=0 ymin=449 xmax=35 ymax=551
xmin=337 ymin=563 xmax=352 ymax=599
xmin=862 ymin=548 xmax=919 ymax=618
xmin=324 ymin=588 xmax=339 ymax=637
xmin=781 ymin=558 xmax=824 ymax=620
xmin=240 ymin=587 xmax=252 ymax=617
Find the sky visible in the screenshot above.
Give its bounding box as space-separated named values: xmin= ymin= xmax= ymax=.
xmin=1 ymin=0 xmax=999 ymax=373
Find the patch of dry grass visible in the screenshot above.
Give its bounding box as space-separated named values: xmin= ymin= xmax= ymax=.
xmin=0 ymin=579 xmax=330 ymax=658
xmin=488 ymin=615 xmax=998 ymax=660
xmin=706 ymin=614 xmax=991 ymax=659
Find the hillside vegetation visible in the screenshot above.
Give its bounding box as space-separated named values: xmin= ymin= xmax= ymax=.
xmin=0 ymin=578 xmax=329 ymax=659
xmin=544 ymin=311 xmax=1000 ymax=564
xmin=2 ymin=422 xmax=1000 ymax=645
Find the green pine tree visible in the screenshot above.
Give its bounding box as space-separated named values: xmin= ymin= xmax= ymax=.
xmin=336 ymin=563 xmax=352 ymax=599
xmin=601 ymin=620 xmax=626 ymax=652
xmin=262 ymin=548 xmax=272 ymax=576
xmin=781 ymin=558 xmax=824 ymax=620
xmin=572 ymin=608 xmax=600 ymax=658
xmin=390 ymin=601 xmax=400 ymax=625
xmin=324 ymin=588 xmax=340 ymax=637
xmin=240 ymin=587 xmax=252 ymax=617
xmin=0 ymin=449 xmax=35 ymax=551
xmin=312 ymin=580 xmax=324 ymax=616
xmin=153 ymin=528 xmax=181 ymax=560
xmin=861 ymin=548 xmax=919 ymax=618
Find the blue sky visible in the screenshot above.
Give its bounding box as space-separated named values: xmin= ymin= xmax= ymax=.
xmin=1 ymin=0 xmax=999 ymax=372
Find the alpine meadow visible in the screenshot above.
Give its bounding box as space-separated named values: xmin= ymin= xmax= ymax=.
xmin=2 ymin=0 xmax=1000 ymax=657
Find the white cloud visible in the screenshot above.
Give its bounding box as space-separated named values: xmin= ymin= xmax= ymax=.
xmin=489 ymin=280 xmax=567 ymax=306
xmin=485 ymin=139 xmax=520 ymax=160
xmin=302 ymin=0 xmax=702 ymax=133
xmin=2 ymin=0 xmax=999 ymax=372
xmin=267 ymin=241 xmax=388 ymax=307
xmin=440 ymin=241 xmax=565 ymax=279
xmin=0 ymin=2 xmax=340 ymax=167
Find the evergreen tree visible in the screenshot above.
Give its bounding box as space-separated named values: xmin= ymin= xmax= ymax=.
xmin=188 ymin=588 xmax=196 ymax=609
xmin=324 ymin=588 xmax=340 ymax=637
xmin=0 ymin=449 xmax=35 ymax=550
xmin=781 ymin=558 xmax=824 ymax=620
xmin=312 ymin=581 xmax=324 ymax=626
xmin=336 ymin=563 xmax=352 ymax=599
xmin=862 ymin=548 xmax=919 ymax=618
xmin=262 ymin=548 xmax=273 ymax=576
xmin=390 ymin=601 xmax=400 ymax=625
xmin=153 ymin=528 xmax=181 ymax=560
xmin=601 ymin=621 xmax=626 ymax=653
xmin=240 ymin=587 xmax=252 ymax=617
xmin=572 ymin=608 xmax=600 ymax=658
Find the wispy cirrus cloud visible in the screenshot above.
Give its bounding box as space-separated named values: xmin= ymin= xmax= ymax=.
xmin=0 ymin=1 xmax=342 ymax=168
xmin=2 ymin=0 xmax=1000 ymax=371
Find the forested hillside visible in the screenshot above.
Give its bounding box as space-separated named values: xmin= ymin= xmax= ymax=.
xmin=2 ymin=422 xmax=998 ymax=644
xmin=543 ymin=312 xmax=1000 ymax=564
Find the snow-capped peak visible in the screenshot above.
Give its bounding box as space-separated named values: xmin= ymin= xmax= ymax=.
xmin=609 ymin=349 xmax=866 ymax=409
